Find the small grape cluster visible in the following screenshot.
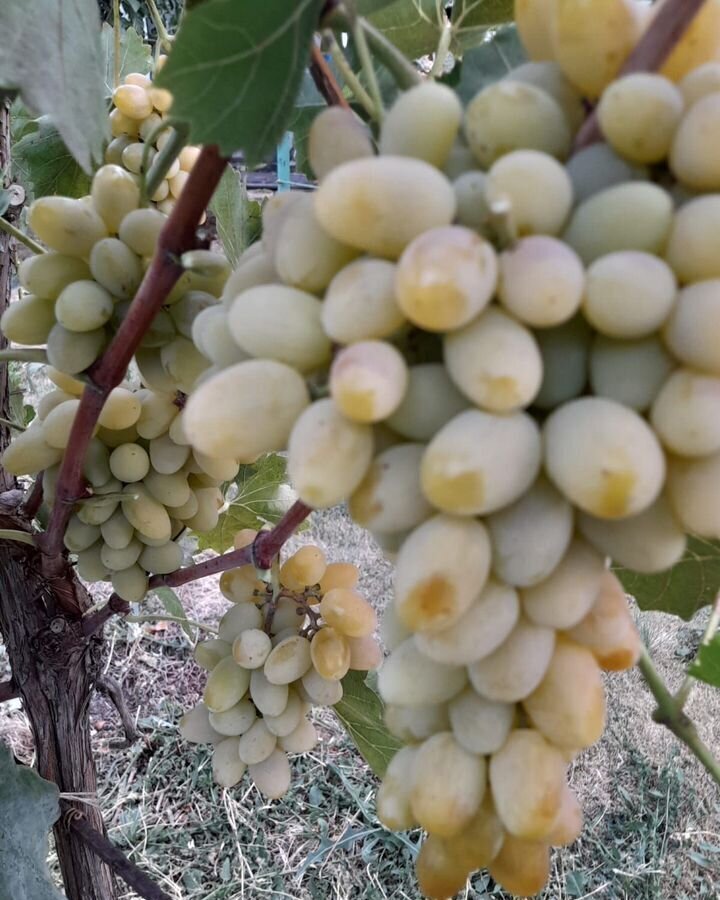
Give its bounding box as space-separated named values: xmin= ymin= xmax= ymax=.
xmin=106 ymin=61 xmax=202 ymax=215
xmin=180 ymin=536 xmax=382 ymax=799
xmin=178 ymin=11 xmax=720 ymax=897
xmin=2 ymin=375 xmax=239 ymax=599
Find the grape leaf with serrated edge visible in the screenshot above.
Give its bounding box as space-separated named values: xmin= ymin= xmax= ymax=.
xmin=13 ymin=117 xmax=91 ymax=201
xmin=455 ymin=23 xmax=527 ymax=103
xmin=689 ymin=634 xmax=720 ymax=688
xmin=209 ymin=168 xmax=261 ymax=268
xmin=334 ymin=670 xmax=401 ymax=778
xmin=155 ymin=0 xmax=325 ymax=164
xmin=451 ymin=0 xmax=515 ymax=53
xmin=101 ymin=24 xmax=152 ymax=96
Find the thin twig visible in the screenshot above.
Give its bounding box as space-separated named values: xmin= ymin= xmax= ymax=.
xmin=20 ymin=472 xmax=43 ymax=519
xmin=63 ymin=809 xmax=173 ymax=900
xmin=40 ymin=146 xmax=228 ymax=575
xmin=113 ymin=0 xmax=121 ymax=89
xmin=0 ymin=679 xmax=18 ymax=703
xmin=0 ymin=217 xmax=45 ymax=255
xmin=637 ymin=645 xmax=720 ymax=788
xmin=126 ymin=612 xmax=218 ymax=635
xmin=0 ymin=415 xmax=25 ymax=432
xmin=309 ymin=44 xmax=352 ymax=110
xmin=0 ymin=348 xmax=48 ymax=364
xmin=146 ymin=0 xmax=174 ymax=51
xmin=325 ymin=32 xmax=375 ymax=118
xmin=574 ymin=0 xmax=707 ymax=150
xmin=353 ymin=17 xmax=385 ymax=120
xmin=95 ymin=675 xmax=140 ymax=747
xmin=0 ymin=528 xmax=35 ymax=546
xmin=361 ymin=19 xmax=422 ymax=89
xmin=429 ymin=21 xmax=452 ymax=79
xmin=675 ymin=593 xmax=720 ymax=710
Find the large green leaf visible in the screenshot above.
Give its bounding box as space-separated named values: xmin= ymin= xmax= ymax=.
xmin=209 ymin=168 xmax=262 ymax=268
xmin=0 ymin=0 xmax=107 ymax=172
xmin=13 ymin=117 xmax=91 ymax=201
xmin=451 ymin=0 xmax=515 ymax=53
xmin=616 ymin=537 xmax=720 ymax=622
xmin=367 ymin=0 xmax=442 ymax=60
xmin=455 ymin=23 xmax=526 ymax=103
xmin=689 ymin=634 xmax=720 ymax=689
xmin=357 ymin=0 xmax=400 ymax=13
xmin=334 ymin=671 xmax=402 ymax=778
xmin=156 ymin=0 xmax=325 ymax=163
xmin=195 ymin=454 xmax=294 ymax=554
xmin=100 ymin=24 xmax=152 ymax=96
xmin=0 ymin=745 xmax=64 ymax=900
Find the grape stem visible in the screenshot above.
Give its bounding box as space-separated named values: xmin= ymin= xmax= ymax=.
xmin=125 ymin=612 xmax=219 ymax=636
xmin=574 ymin=0 xmax=707 ymax=151
xmin=429 ymin=20 xmax=453 ymax=79
xmin=112 ymin=0 xmax=121 ymax=89
xmin=146 ymin=0 xmax=174 ymax=52
xmin=309 ymin=43 xmax=353 ymax=111
xmin=637 ymin=643 xmax=720 ymax=788
xmin=353 ymin=17 xmax=385 ymax=121
xmin=39 ymin=145 xmax=229 ymax=580
xmin=324 ymin=32 xmax=376 ymax=118
xmin=0 ymin=348 xmax=48 ymax=364
xmin=142 ymin=121 xmax=189 ymax=204
xmin=0 ymin=216 xmax=45 ymax=255
xmin=20 ymin=472 xmax=43 ymax=518
xmin=674 ymin=593 xmax=720 ymax=710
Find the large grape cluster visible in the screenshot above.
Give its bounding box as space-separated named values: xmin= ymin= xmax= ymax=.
xmin=106 ymin=59 xmax=202 ymax=215
xmin=180 ymin=534 xmax=382 ymax=799
xmin=179 ymin=5 xmax=720 ymax=896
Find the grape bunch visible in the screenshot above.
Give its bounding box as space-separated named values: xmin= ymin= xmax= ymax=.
xmin=177 ymin=7 xmax=720 ymax=894
xmin=179 ymin=535 xmax=382 ymax=799
xmin=106 ymin=60 xmax=202 ymax=214
xmin=1 ymin=375 xmax=239 ymax=599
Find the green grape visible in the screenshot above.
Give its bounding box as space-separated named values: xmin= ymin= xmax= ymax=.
xmin=42 ymin=398 xmax=80 ymax=449
xmin=168 ymin=290 xmax=218 ymax=339
xmin=232 ymin=628 xmax=272 ymax=670
xmin=261 ymin=192 xmax=304 ymax=259
xmin=184 ymin=486 xmax=221 ymax=533
xmin=135 ymin=347 xmax=179 ymax=394
xmin=565 ymin=143 xmax=648 ymax=204
xmin=443 ymin=138 xmax=477 ymax=179
xmin=287 ymin=398 xmax=373 ymax=509
xmin=514 ymin=0 xmax=556 ymax=61
xmin=118 ymin=207 xmax=166 ymax=257
xmin=393 ymin=513 xmax=491 ymax=633
xmin=160 ymin=337 xmax=211 ymax=393
xmin=452 ymin=171 xmax=491 ymax=233
xmin=533 ymin=315 xmax=591 ymax=411
xmin=665 ymin=196 xmax=720 ymax=283
xmin=487 ymin=477 xmax=573 ymax=588
xmin=414 ymin=578 xmax=519 ymax=665
xmin=136 ymin=391 xmax=178 ymax=440
xmin=597 ymin=73 xmax=683 ymax=164
xmin=524 ymin=639 xmax=606 ymax=749
xmin=144 ymin=469 xmax=191 ymax=508
xmin=563 ymin=182 xmax=673 ymax=265
xmin=148 ymin=432 xmax=190 ymax=474
xmin=89 ymin=237 xmax=143 ymax=300
xmin=589 ymin=334 xmax=674 ymax=412
xmin=220 ymin=251 xmax=278 ymax=307
xmin=211 ymin=737 xmax=246 ymax=788
xmin=96 ymin=423 xmax=139 ymax=449
xmin=109 ymin=108 xmax=140 ymax=138
xmin=262 ymin=636 xmax=313 ymax=685
xmin=113 ymin=83 xmax=153 ymax=119
xmin=521 ymin=538 xmax=605 ymax=629
xmin=298 ymin=667 xmax=343 ymax=706
xmin=449 ymin=689 xmax=514 ymax=757
xmin=485 ymin=150 xmax=573 ymax=236
xmin=395 ymin=225 xmax=497 ymax=332
xmin=678 ymin=61 xmax=720 ymax=107
xmin=667 ymin=451 xmax=720 ymax=538
xmin=101 ymin=538 xmax=143 ymax=571
xmin=218 ymin=602 xmax=263 ymax=643
xmin=665 ymin=281 xmax=720 ymax=374
xmin=444 ymin=307 xmax=542 ymax=412
xmin=82 ymin=438 xmax=112 ymax=487
xmin=227 ymin=284 xmax=330 ymax=374
xmin=582 ymin=251 xmax=677 ymax=339
xmin=191 ymin=306 xmax=248 ymax=368
xmin=421 ymin=409 xmax=541 ymax=516
xmin=204 ymin=656 xmax=251 ymax=714
xmin=138 ymin=540 xmax=183 ymax=575
xmin=98 ymin=388 xmax=141 ymax=430
xmin=410 ymin=732 xmax=486 ymax=837
xmin=378 ymin=638 xmax=467 ymax=707
xmin=171 ymin=490 xmax=199 ymax=521
xmin=47 ymin=323 xmax=106 ymax=374
xmin=76 ymin=493 xmax=119 ymax=527
xmin=121 ymin=142 xmax=153 ymax=175
xmin=64 ymin=516 xmax=101 ymax=553
xmin=651 ymin=369 xmax=720 ymax=457
xmin=578 ymin=494 xmax=686 ymax=574
xmin=248 ymin=748 xmax=291 ymax=799
xmin=168 ymin=171 xmax=188 ymax=198
xmin=272 ymin=194 xmax=358 ymax=294
xmin=28 ymin=196 xmax=107 ymax=256
xmin=376 ymin=745 xmax=420 ymax=830
xmin=468 ymin=618 xmax=555 ymax=702
xmin=384 ymin=703 xmax=450 ymax=743
xmin=321 ymin=258 xmax=405 ymax=344
xmin=55 ymin=279 xmax=114 ymax=332
xmin=91 ymin=164 xmax=141 ymax=232
xmin=329 ymin=340 xmax=408 ymax=423
xmin=238 ymin=719 xmax=277 ymax=765
xmin=100 ymin=508 xmax=135 ymax=550
xmin=192 ymin=451 xmax=239 ymax=482
xmin=498 ymin=235 xmax=584 ymax=328
xmin=505 ymin=60 xmax=585 ymax=131
xmin=37 ymin=389 xmax=73 ymax=421
xmin=121 ymin=483 xmax=171 ymax=541
xmin=464 ymin=81 xmax=571 ymax=169
xmin=250 ymin=669 xmax=288 ymax=717
xmin=179 ymin=703 xmax=223 ymax=745
xmin=18 ymin=252 xmax=91 ymax=299
xmin=548 ymin=785 xmax=584 ymax=847
xmin=349 ymin=443 xmax=432 ymax=533
xmin=386 ymin=364 xmax=469 ymax=441
xmin=379 ymin=81 xmax=462 ymax=169
xmin=104 ymin=135 xmax=132 ymax=166
xmin=544 ymin=397 xmax=665 ymax=519
xmin=308 ymin=106 xmax=374 ymax=181
xmin=263 ymin=690 xmax=305 ymax=738
xmin=314 ymin=156 xmax=456 ymax=259
xmin=75 ymin=541 xmax=109 ymax=581
xmin=0 ymin=294 xmax=56 ymax=344
xmin=208 ymin=698 xmax=255 ymax=735
xmin=108 ymin=443 xmax=150 ymax=482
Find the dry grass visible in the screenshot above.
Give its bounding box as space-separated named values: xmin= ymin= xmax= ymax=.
xmin=2 ymin=507 xmax=720 ymax=899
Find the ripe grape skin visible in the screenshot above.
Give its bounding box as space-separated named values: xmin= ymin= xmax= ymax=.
xmin=47 ymin=324 xmax=106 ymax=375
xmin=671 ymin=94 xmax=720 ymax=190
xmin=321 ymin=258 xmax=406 ymax=344
xmin=19 ymin=252 xmax=91 ymax=299
xmin=589 ymin=335 xmax=675 ymax=412
xmin=468 ymin=618 xmax=555 ymax=703
xmin=91 ymin=164 xmax=141 ymax=232
xmin=28 ymin=197 xmax=107 ymax=256
xmin=514 ymin=0 xmax=557 ymax=61
xmin=663 ymin=280 xmax=720 ymax=375
xmin=386 ymin=364 xmax=469 ymax=442
xmin=660 ymin=0 xmax=720 ymax=83
xmin=665 ymin=196 xmax=720 ymax=283
xmin=0 ymin=294 xmax=56 ymax=345
xmin=565 ymin=143 xmax=648 ymax=204
xmin=329 ymin=340 xmax=408 ymax=424
xmin=452 ymin=171 xmax=491 ymax=233
xmin=379 ymin=81 xmax=462 ymax=169
xmin=678 ymin=61 xmax=720 ymax=108
xmin=448 ymin=689 xmax=514 ymax=755
xmin=650 ymin=369 xmax=720 ymax=457
xmin=505 ymin=60 xmax=585 ymax=131
xmin=378 ymin=638 xmax=467 ymax=707
xmin=667 ymin=451 xmax=720 ymax=539
xmin=90 ymin=237 xmax=143 ymax=300
xmin=55 ymin=280 xmax=115 ymax=333
xmin=308 ymin=107 xmax=374 ymax=181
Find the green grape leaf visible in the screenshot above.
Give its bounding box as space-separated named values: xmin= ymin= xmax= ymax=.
xmin=10 ymin=99 xmax=36 ymax=144
xmin=357 ymin=0 xmax=400 ymax=13
xmin=195 ymin=454 xmax=294 ymax=554
xmin=153 ymin=587 xmax=195 ymax=641
xmin=455 ymin=23 xmax=526 ymax=103
xmin=689 ymin=634 xmax=720 ymax=689
xmin=451 ymin=0 xmax=515 ymax=53
xmin=13 ymin=117 xmax=91 ymax=201
xmin=0 ymin=745 xmax=64 ymax=900
xmin=100 ymin=24 xmax=152 ymax=96
xmin=209 ymin=168 xmax=262 ymax=268
xmin=334 ymin=670 xmax=401 ymax=778
xmin=615 ymin=537 xmax=720 ymax=622
xmin=156 ymin=0 xmax=325 ymax=163
xmin=367 ymin=0 xmax=442 ymax=60
xmin=0 ymin=0 xmax=107 ymax=172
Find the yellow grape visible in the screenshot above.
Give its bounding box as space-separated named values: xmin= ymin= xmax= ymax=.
xmin=384 ymin=703 xmax=450 ymax=743
xmin=263 ymin=635 xmax=313 ymax=685
xmin=375 ymin=745 xmax=420 ymax=830
xmin=514 ymin=0 xmax=557 ymax=60
xmin=109 ymin=108 xmax=140 ymax=138
xmin=91 ymin=164 xmax=140 ymax=232
xmin=678 ymin=61 xmax=720 ymax=108
xmin=28 ymin=196 xmax=107 ymax=256
xmin=663 ymin=280 xmax=720 ymax=375
xmin=279 ymin=545 xmax=327 ymax=590
xmin=308 ymin=107 xmax=374 ymax=181
xmin=665 ymin=196 xmax=720 ymax=284
xmin=56 ymin=280 xmax=114 ymax=333
xmin=378 ymin=638 xmax=467 ymax=706
xmin=346 ymin=634 xmax=383 ymax=671
xmin=105 ymin=135 xmax=131 ymax=165
xmin=0 ymin=426 xmax=62 ymax=476
xmin=379 ymin=81 xmax=462 ymax=169
xmin=89 ymin=237 xmax=143 ymax=300
xmin=659 ymin=0 xmax=720 ymax=82
xmin=136 ymin=391 xmax=178 ymax=440
xmin=505 ymin=60 xmax=585 ymax=131
xmin=119 ymin=207 xmax=166 ymax=257
xmin=18 ymin=252 xmax=90 ymax=299
xmin=548 ymin=784 xmax=584 ymax=847
xmin=487 ymin=834 xmax=550 ymax=896
xmin=98 ymin=388 xmax=141 ymax=430
xmin=667 ymin=451 xmax=720 ymax=539
xmin=319 ymin=562 xmax=359 ymax=595
xmin=113 ymin=83 xmax=153 ymax=119
xmin=310 ymin=627 xmax=351 ymax=681
xmin=47 ymin=366 xmax=85 ymax=396
xmin=329 ymin=340 xmax=408 ymax=423
xmin=0 ymin=294 xmax=56 ymax=345
xmin=415 ymin=835 xmax=471 ymax=900
xmin=321 ymin=258 xmax=405 ymax=344
xmin=448 ymin=688 xmax=514 ymax=755
xmin=468 ymin=618 xmax=555 ymax=703
xmin=651 ymin=369 xmax=720 ymax=457
xmin=319 ymin=588 xmax=377 ymax=638
xmin=42 ymin=399 xmax=80 ymax=449
xmin=148 ymin=433 xmax=189 ymax=474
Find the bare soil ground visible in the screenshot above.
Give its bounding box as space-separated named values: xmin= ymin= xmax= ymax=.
xmin=1 ymin=506 xmax=720 ymax=899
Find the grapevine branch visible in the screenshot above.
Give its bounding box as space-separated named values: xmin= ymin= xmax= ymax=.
xmin=20 ymin=472 xmax=44 ymax=519
xmin=63 ymin=810 xmax=173 ymax=900
xmin=82 ymin=500 xmax=313 ymax=637
xmin=309 ymin=44 xmax=351 ymax=109
xmin=574 ymin=0 xmax=707 ymax=149
xmin=39 ymin=145 xmax=229 ymax=578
